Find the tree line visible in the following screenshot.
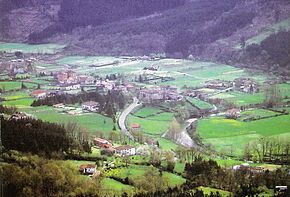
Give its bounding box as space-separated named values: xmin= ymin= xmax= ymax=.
xmin=31 ymin=90 xmax=126 ymax=121
xmin=184 ymin=157 xmax=290 ymax=196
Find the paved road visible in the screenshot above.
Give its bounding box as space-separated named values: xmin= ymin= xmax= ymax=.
xmin=118 ymin=97 xmax=142 ymax=140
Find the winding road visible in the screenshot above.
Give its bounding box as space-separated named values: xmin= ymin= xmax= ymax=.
xmin=118 ymin=97 xmax=142 ymax=140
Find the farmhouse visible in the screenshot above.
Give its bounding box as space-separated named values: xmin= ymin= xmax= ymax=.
xmin=143 ymin=65 xmax=159 ymax=71
xmin=139 ymin=85 xmax=181 ymax=102
xmin=82 ymin=101 xmax=100 ymax=112
xmin=53 ymin=103 xmax=65 ymax=108
xmin=31 ymin=90 xmax=47 ymax=99
xmin=59 ymin=83 xmax=80 ymax=91
xmin=115 ymin=145 xmax=136 ymax=156
xmin=79 ymin=164 xmax=96 ymax=175
xmin=234 ymin=78 xmax=259 ymax=93
xmin=205 ymin=79 xmax=233 ymax=90
xmin=225 ymin=108 xmax=241 ymax=119
xmin=131 ymin=123 xmax=141 ymax=132
xmin=78 ymin=75 xmax=95 ymax=85
xmin=55 ymin=70 xmax=78 ymax=84
xmin=9 ymin=112 xmax=29 ymax=121
xmin=93 ymin=138 xmax=112 ymax=149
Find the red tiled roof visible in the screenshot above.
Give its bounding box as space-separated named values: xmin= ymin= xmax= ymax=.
xmin=131 ymin=123 xmax=141 ymax=128
xmin=32 ymin=90 xmax=46 ymax=95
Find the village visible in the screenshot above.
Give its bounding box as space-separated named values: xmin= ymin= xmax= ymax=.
xmin=0 ymin=46 xmax=290 ymax=196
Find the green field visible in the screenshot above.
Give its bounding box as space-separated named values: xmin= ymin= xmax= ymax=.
xmin=211 ymin=91 xmax=265 ymax=106
xmin=57 ymin=56 xmax=121 ymax=66
xmin=0 ymin=81 xmax=37 ymax=91
xmin=128 ymin=112 xmax=173 ymax=136
xmin=187 ymin=97 xmax=213 ymax=110
xmin=197 ymin=115 xmax=290 ymax=155
xmin=102 ymin=178 xmax=134 ymax=194
xmin=1 ymin=98 xmax=35 ymax=108
xmin=106 ymin=165 xmax=185 ymax=188
xmin=22 ymin=106 xmax=115 ymax=135
xmin=0 ymin=42 xmax=65 ymax=54
xmin=133 ymin=106 xmax=163 ymax=117
xmin=197 ymin=186 xmax=232 ymax=197
xmin=239 ymin=109 xmax=281 ymax=121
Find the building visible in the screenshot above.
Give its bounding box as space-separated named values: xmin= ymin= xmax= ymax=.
xmin=59 ymin=83 xmax=80 ymax=91
xmin=131 ymin=123 xmax=141 ymax=132
xmin=9 ymin=112 xmax=29 ymax=121
xmin=234 ymin=78 xmax=259 ymax=93
xmin=205 ymin=80 xmax=233 ymax=90
xmin=115 ymin=145 xmax=136 ymax=156
xmin=53 ymin=103 xmax=65 ymax=108
xmin=31 ymin=90 xmax=47 ymax=99
xmin=225 ymin=108 xmax=241 ymax=119
xmin=55 ymin=70 xmax=77 ymax=84
xmin=139 ymin=86 xmax=181 ymax=103
xmin=79 ymin=164 xmax=96 ymax=175
xmin=93 ymin=138 xmax=112 ymax=149
xmin=82 ymin=101 xmax=100 ymax=112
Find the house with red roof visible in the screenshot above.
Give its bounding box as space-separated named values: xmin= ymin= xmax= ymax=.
xmin=31 ymin=90 xmax=47 ymax=99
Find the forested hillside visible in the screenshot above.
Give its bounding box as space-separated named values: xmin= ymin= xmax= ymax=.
xmin=1 ymin=0 xmax=290 ymax=74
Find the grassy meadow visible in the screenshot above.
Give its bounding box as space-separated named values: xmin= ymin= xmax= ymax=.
xmin=0 ymin=42 xmax=65 ymax=54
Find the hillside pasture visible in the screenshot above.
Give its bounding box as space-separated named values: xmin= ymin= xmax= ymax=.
xmin=197 ymin=115 xmax=290 ymax=155
xmin=128 ymin=112 xmax=173 ymax=136
xmin=187 ymin=97 xmax=213 ymax=110
xmin=22 ymin=106 xmax=115 ymax=135
xmin=0 ymin=42 xmax=65 ymax=54
xmin=0 ymin=81 xmax=37 ymax=91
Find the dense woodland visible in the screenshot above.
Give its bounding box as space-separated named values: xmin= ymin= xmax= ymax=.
xmin=59 ymin=0 xmax=185 ymax=29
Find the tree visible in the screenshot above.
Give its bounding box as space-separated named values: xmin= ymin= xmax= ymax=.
xmin=167 ymin=118 xmax=182 ymax=141
xmin=240 ymin=36 xmax=246 ymax=49
xmin=149 ymin=150 xmax=161 ymax=167
xmin=263 ymin=84 xmax=282 ymax=108
xmin=164 ymin=151 xmax=175 ymax=172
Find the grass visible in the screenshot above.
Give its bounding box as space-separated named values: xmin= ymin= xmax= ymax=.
xmin=0 ymin=81 xmax=36 ymax=91
xmin=239 ymin=109 xmax=281 ymax=121
xmin=211 ymin=91 xmax=265 ymax=106
xmin=128 ymin=112 xmax=173 ymax=136
xmin=1 ymin=98 xmax=35 ymax=108
xmin=196 ymin=186 xmax=232 ymax=197
xmin=22 ymin=106 xmax=115 ymax=136
xmin=197 ymin=115 xmax=290 ymax=155
xmin=102 ymin=178 xmax=134 ymax=193
xmin=187 ymin=97 xmax=213 ymax=110
xmin=57 ymin=56 xmax=121 ymax=66
xmin=132 ymin=106 xmax=163 ymax=117
xmin=106 ymin=165 xmax=185 ymax=188
xmin=0 ymin=42 xmax=65 ymax=54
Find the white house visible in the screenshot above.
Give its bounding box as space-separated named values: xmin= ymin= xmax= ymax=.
xmin=115 ymin=145 xmax=136 ymax=156
xmin=82 ymin=101 xmax=100 ymax=112
xmin=31 ymin=90 xmax=47 ymax=99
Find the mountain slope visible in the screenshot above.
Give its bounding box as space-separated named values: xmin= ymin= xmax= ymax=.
xmin=1 ymin=0 xmax=290 ymax=74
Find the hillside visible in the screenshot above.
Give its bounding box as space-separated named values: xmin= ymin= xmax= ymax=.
xmin=1 ymin=0 xmax=290 ymax=74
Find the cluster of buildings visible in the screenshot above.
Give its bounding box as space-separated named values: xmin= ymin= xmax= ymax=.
xmin=81 ymin=101 xmax=100 ymax=112
xmin=139 ymin=85 xmax=182 ymax=103
xmin=204 ymin=79 xmax=233 ymax=90
xmin=234 ymin=78 xmax=259 ymax=93
xmin=0 ymin=57 xmax=36 ymax=76
xmin=93 ymin=137 xmax=136 ymax=156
